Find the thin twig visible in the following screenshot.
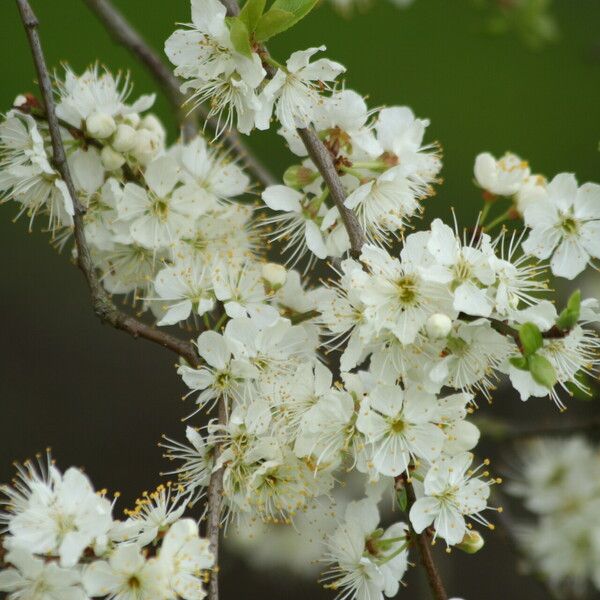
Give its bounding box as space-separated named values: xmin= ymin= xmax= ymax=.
xmin=405 ymin=480 xmax=449 ymax=600
xmin=16 ymin=0 xmax=200 ymax=369
xmin=207 ymin=397 xmax=227 ymax=600
xmin=82 ymin=0 xmax=277 ymax=187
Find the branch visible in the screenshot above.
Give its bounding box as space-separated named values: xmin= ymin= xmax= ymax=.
xmin=405 ymin=480 xmax=449 ymax=600
xmin=82 ymin=0 xmax=277 ymax=187
xmin=222 ymin=0 xmax=366 ymax=257
xmin=16 ymin=0 xmax=200 ymax=369
xmin=206 ymin=398 xmax=227 ymax=600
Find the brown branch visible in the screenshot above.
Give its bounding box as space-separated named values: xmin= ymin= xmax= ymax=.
xmin=16 ymin=0 xmax=200 ymax=369
xmin=206 ymin=398 xmax=227 ymax=600
xmin=405 ymin=480 xmax=449 ymax=600
xmin=82 ymin=0 xmax=277 ymax=187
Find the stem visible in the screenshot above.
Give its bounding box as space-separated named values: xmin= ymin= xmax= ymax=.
xmin=405 ymin=481 xmax=449 ymax=600
xmin=207 ymin=397 xmax=227 ymax=600
xmin=16 ymin=0 xmax=201 ymax=368
xmin=82 ymin=0 xmax=277 ymax=187
xmin=484 ymin=209 xmax=512 ymax=232
xmin=479 ymin=201 xmax=492 ymax=227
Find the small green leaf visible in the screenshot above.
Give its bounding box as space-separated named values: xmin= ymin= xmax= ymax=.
xmin=556 ymin=289 xmax=581 ymax=331
xmin=254 ymin=8 xmax=296 ymax=41
xmin=239 ymin=0 xmax=266 ymax=33
xmin=227 ymin=17 xmax=252 ymax=57
xmin=254 ymin=0 xmax=318 ymax=41
xmin=528 ymin=354 xmax=557 ymax=390
xmin=396 ymin=487 xmax=408 ymax=512
xmin=509 ymin=355 xmax=528 ymax=371
xmin=519 ymin=322 xmax=543 ymax=356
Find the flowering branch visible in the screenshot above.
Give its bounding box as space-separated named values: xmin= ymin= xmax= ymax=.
xmin=15 ymin=0 xmax=201 ymax=369
xmin=404 ymin=480 xmax=449 ymax=600
xmin=83 ymin=0 xmax=277 ymax=187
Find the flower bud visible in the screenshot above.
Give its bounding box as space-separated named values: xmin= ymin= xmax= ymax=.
xmin=262 ymin=263 xmax=287 ymax=290
xmin=131 ymin=130 xmax=161 ymax=166
xmin=111 ymin=124 xmax=137 ymax=153
xmin=100 ymin=145 xmax=126 ymax=171
xmin=140 ymin=114 xmax=165 ymax=141
xmin=86 ymin=112 xmax=116 ymax=139
xmin=283 ymin=165 xmax=318 ymax=190
xmin=122 ymin=112 xmax=141 ymax=128
xmin=425 ymin=313 xmax=452 ymax=339
xmin=456 ymin=530 xmax=484 ymax=554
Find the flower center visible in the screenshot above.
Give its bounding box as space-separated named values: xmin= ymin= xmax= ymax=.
xmin=561 ymin=216 xmax=579 ymax=236
xmin=151 ymin=198 xmax=170 ymax=221
xmin=395 ymin=275 xmax=417 ymax=305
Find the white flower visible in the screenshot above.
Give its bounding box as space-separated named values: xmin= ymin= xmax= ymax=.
xmin=0 ymin=548 xmax=87 ymax=600
xmin=256 ymin=46 xmax=345 ymax=130
xmin=117 ymin=155 xmax=199 ymax=249
xmin=165 ymin=0 xmax=265 ymax=136
xmin=322 ymin=499 xmax=408 ymax=600
xmin=158 ymin=519 xmax=214 ymax=600
xmin=153 ymin=258 xmax=214 ymax=326
xmin=355 ymin=238 xmax=452 ymax=345
xmin=424 ymin=218 xmax=496 ymax=317
xmin=474 ymin=152 xmax=530 ymax=196
xmin=261 ymin=184 xmax=328 ymax=266
xmin=356 ymin=384 xmax=445 ymax=476
xmin=122 ymin=484 xmax=188 ymax=547
xmin=425 ymin=313 xmax=453 ymax=339
xmin=177 ymin=329 xmax=257 ymax=411
xmin=409 ymin=452 xmax=494 ymax=546
xmin=522 ymin=173 xmax=600 ymax=279
xmin=82 ymin=544 xmax=167 ymax=600
xmin=6 ymin=466 xmax=113 ymax=567
xmin=56 ymin=65 xmax=155 ymax=129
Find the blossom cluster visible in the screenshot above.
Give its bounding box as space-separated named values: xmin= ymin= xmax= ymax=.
xmin=508 ymin=437 xmax=600 ymax=596
xmin=0 ymin=454 xmax=213 ymax=600
xmin=1 ymin=0 xmax=599 ymax=599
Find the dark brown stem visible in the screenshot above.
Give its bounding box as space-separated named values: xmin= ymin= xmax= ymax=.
xmin=405 ymin=481 xmax=449 ymax=600
xmin=16 ymin=0 xmax=200 ymax=369
xmin=206 ymin=398 xmax=227 ymax=600
xmin=82 ymin=0 xmax=276 ymax=186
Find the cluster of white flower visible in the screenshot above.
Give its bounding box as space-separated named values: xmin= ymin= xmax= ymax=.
xmin=508 ymin=437 xmax=600 ymax=596
xmin=1 ymin=1 xmax=599 ymax=599
xmin=0 ymin=454 xmax=213 ymax=600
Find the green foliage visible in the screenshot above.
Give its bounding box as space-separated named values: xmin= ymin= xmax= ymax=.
xmin=226 ymin=16 xmax=253 ymax=57
xmin=528 ymin=353 xmax=557 ymax=389
xmin=239 ymin=0 xmax=267 ymax=33
xmin=556 ymin=289 xmax=581 ymax=331
xmin=396 ymin=487 xmax=408 ymax=512
xmin=518 ymin=322 xmax=543 ymax=356
xmin=255 ymin=0 xmax=318 ymax=41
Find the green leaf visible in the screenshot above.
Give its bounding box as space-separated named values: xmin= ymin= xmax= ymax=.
xmin=239 ymin=0 xmax=266 ymax=33
xmin=226 ymin=16 xmax=252 ymax=57
xmin=519 ymin=322 xmax=543 ymax=356
xmin=254 ymin=0 xmax=318 ymax=41
xmin=396 ymin=487 xmax=408 ymax=512
xmin=556 ymin=289 xmax=581 ymax=331
xmin=254 ymin=8 xmax=296 ymax=41
xmin=509 ymin=355 xmax=528 ymax=371
xmin=528 ymin=354 xmax=557 ymax=390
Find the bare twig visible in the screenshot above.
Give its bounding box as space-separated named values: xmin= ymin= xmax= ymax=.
xmin=206 ymin=397 xmax=227 ymax=600
xmin=82 ymin=0 xmax=277 ymax=187
xmin=405 ymin=480 xmax=449 ymax=600
xmin=16 ymin=0 xmax=200 ymax=369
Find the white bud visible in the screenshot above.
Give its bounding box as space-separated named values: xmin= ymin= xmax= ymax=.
xmin=131 ymin=130 xmax=161 ymax=166
xmin=112 ymin=124 xmax=137 ymax=152
xmin=262 ymin=263 xmax=287 ymax=289
xmin=425 ymin=313 xmax=452 ymax=339
xmin=13 ymin=94 xmax=27 ymax=108
xmin=140 ymin=114 xmax=165 ymax=140
xmin=122 ymin=112 xmax=141 ymax=128
xmin=456 ymin=531 xmax=484 ymax=554
xmin=100 ymin=145 xmax=126 ymax=171
xmin=85 ymin=112 xmax=116 ymax=139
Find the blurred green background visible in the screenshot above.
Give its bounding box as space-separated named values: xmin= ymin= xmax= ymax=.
xmin=0 ymin=1 xmax=599 ymax=598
